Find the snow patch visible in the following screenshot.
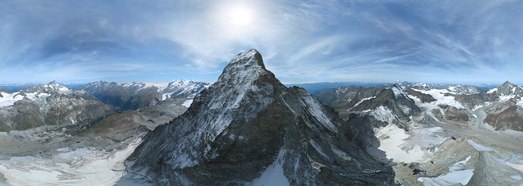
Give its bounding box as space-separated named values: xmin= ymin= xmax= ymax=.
xmin=517 ymin=99 xmax=523 ymax=107
xmin=391 ymin=86 xmax=404 ymax=97
xmin=505 ymin=161 xmax=523 ymax=172
xmin=467 ymin=140 xmax=493 ymax=152
xmin=161 ymin=93 xmax=173 ymax=101
xmin=0 ymin=92 xmax=24 ymax=107
xmin=417 ymin=169 xmax=474 ymax=186
xmin=412 ymin=88 xmax=465 ymax=109
xmin=331 ymin=145 xmax=352 ymax=161
xmin=309 ymin=140 xmax=329 ymax=160
xmin=352 ymin=96 xmax=376 ymax=108
xmin=375 ymin=124 xmax=428 ymax=163
xmin=182 ymin=99 xmax=193 ymax=108
xmin=250 ymin=148 xmax=289 ymax=186
xmin=0 ymin=92 xmax=51 ymax=108
xmin=449 ymin=156 xmax=471 ymax=171
xmin=302 ymin=96 xmax=337 ymax=133
xmin=499 ymin=95 xmax=516 ymax=102
xmin=0 ymin=138 xmax=142 ymax=186
xmin=511 ymin=175 xmax=522 ymax=181
xmin=409 ymin=127 xmax=448 ymax=149
xmin=487 ymin=88 xmax=498 ymax=94
xmin=371 ymin=106 xmax=396 ymax=124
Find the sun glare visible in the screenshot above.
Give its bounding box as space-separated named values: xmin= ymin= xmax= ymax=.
xmin=214 ymin=3 xmax=257 ymax=35
xmin=226 ymin=5 xmax=253 ymax=27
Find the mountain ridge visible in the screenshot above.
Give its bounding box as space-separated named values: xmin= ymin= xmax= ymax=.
xmin=121 ymin=49 xmax=396 ymax=185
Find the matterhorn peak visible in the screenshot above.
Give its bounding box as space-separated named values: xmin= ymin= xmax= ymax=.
xmin=215 ymin=49 xmax=279 ymax=90
xmin=228 ymin=49 xmax=265 ymax=69
xmin=122 ymin=49 xmax=395 ymax=185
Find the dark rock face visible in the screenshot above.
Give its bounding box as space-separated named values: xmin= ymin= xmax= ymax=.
xmin=406 ymin=88 xmax=436 ymax=103
xmin=453 ymin=93 xmax=494 ymax=109
xmin=123 ymin=49 xmax=395 ymax=185
xmin=484 ymin=100 xmax=523 ymax=131
xmin=43 ymin=93 xmax=111 ymax=126
xmin=438 ymin=105 xmax=469 ymax=122
xmin=496 ymin=81 xmax=523 ymax=96
xmin=10 ymin=99 xmax=45 ymax=130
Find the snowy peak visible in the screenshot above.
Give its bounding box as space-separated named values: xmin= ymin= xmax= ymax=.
xmin=500 ymin=81 xmax=517 ymax=88
xmin=19 ymin=81 xmax=72 ymax=95
xmin=495 ymin=81 xmax=522 ymax=96
xmin=217 ymin=49 xmax=268 ymax=84
xmin=41 ymin=81 xmax=71 ymax=93
xmin=390 ymin=83 xmax=407 ymax=97
xmin=166 ymin=80 xmax=206 ymax=87
xmin=162 ymin=80 xmax=209 ymax=99
xmin=228 ymin=49 xmax=265 ymax=69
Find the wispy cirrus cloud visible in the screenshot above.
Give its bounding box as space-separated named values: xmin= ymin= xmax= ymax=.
xmin=0 ymin=0 xmax=522 ymax=84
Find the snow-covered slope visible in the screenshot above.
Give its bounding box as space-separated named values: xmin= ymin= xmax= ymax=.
xmin=0 ymin=138 xmax=141 ymax=186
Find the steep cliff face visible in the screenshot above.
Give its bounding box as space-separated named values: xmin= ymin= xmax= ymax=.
xmin=122 ymin=49 xmax=395 ymax=185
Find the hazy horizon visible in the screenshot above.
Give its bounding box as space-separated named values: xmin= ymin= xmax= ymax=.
xmin=0 ymin=79 xmax=519 ymax=87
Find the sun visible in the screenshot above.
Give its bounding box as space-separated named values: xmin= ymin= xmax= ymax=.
xmin=225 ymin=4 xmax=254 ymax=27
xmin=214 ymin=3 xmax=257 ymax=36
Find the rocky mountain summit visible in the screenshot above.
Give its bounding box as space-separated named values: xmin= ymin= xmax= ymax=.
xmin=122 ymin=49 xmax=396 ymax=185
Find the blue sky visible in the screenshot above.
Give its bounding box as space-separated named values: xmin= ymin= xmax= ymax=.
xmin=0 ymin=0 xmax=522 ymax=84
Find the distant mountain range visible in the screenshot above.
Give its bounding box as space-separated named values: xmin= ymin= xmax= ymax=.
xmin=0 ymin=80 xmax=209 ymax=132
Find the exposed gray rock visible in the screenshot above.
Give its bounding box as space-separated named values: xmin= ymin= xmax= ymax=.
xmin=0 ymin=82 xmax=111 ymax=131
xmin=122 ymin=49 xmax=396 ymax=185
xmin=453 ymin=93 xmax=494 ymax=109
xmin=484 ymin=99 xmax=523 ymax=131
xmin=406 ymin=88 xmax=436 ymax=103
xmin=496 ymin=81 xmax=523 ymax=96
xmin=315 ymin=84 xmax=420 ymax=129
xmin=438 ymin=104 xmax=469 ymax=122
